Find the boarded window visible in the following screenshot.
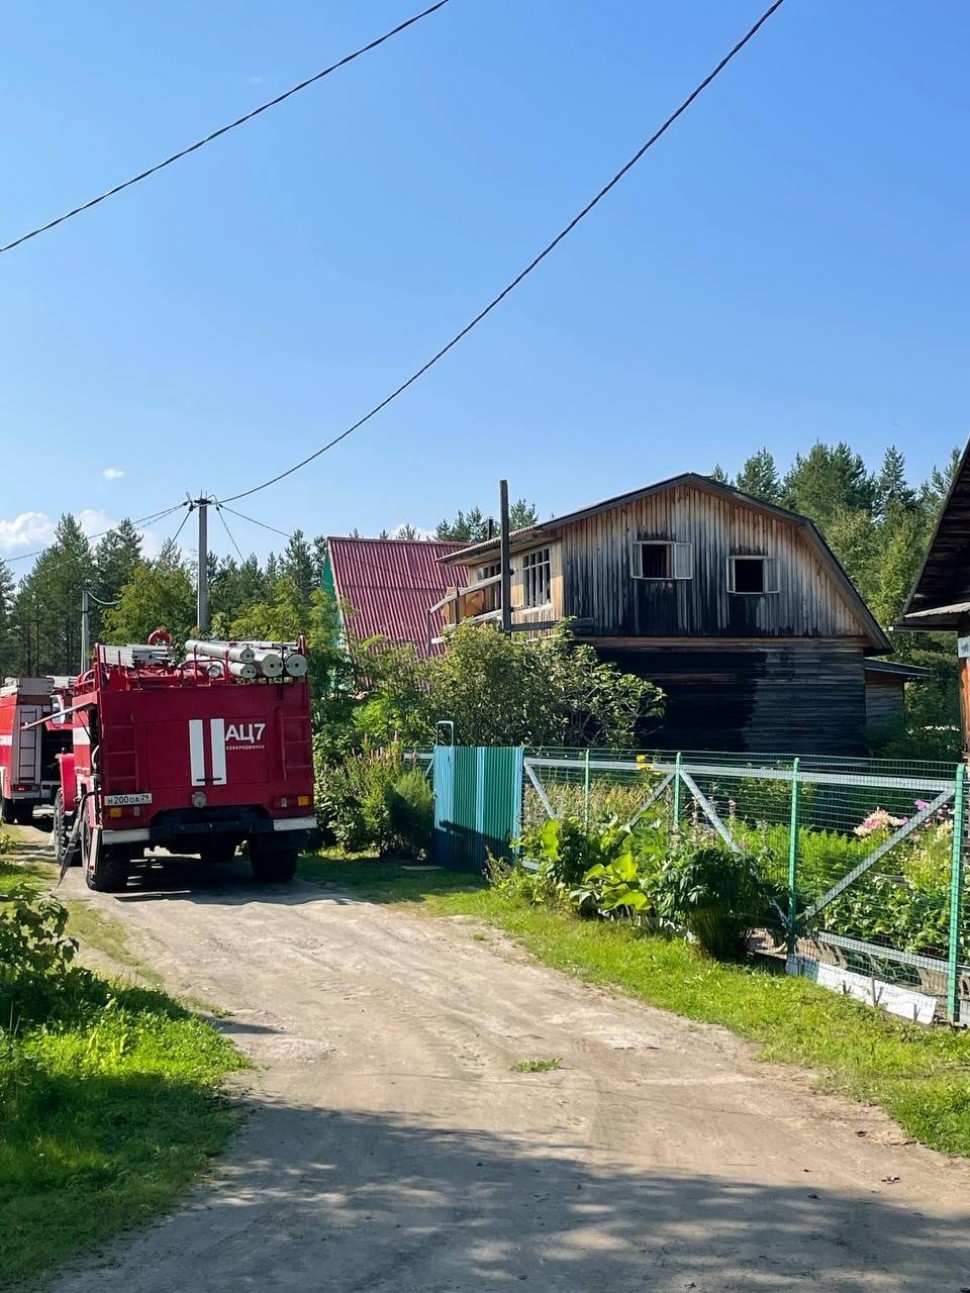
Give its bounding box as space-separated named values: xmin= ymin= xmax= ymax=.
xmin=632 ymin=541 xmax=693 ymax=581
xmin=522 ymin=548 xmax=551 ymax=607
xmin=728 ymin=556 xmax=778 ymax=595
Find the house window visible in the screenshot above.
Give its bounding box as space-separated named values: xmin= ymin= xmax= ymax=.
xmin=478 ymin=562 xmax=501 ymax=582
xmin=631 ymin=541 xmax=693 ymax=581
xmin=522 ymin=548 xmax=551 ymax=607
xmin=728 ymin=556 xmax=778 ymax=595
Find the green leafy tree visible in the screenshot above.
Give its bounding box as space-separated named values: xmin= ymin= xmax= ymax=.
xmin=102 ymin=541 xmax=197 ymax=647
xmin=358 ymin=623 xmax=663 ymax=749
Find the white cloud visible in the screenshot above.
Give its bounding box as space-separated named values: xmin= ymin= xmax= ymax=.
xmin=0 ymin=509 xmax=161 ymax=562
xmin=0 ymin=511 xmax=56 ymax=554
xmin=102 ymin=467 xmax=125 ymax=481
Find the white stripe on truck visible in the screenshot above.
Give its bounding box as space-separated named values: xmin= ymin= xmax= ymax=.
xmin=209 ymin=718 xmax=227 ymax=786
xmin=188 ymin=719 xmax=206 ymax=786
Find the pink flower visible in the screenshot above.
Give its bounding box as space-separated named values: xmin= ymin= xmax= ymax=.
xmin=854 ymin=808 xmax=906 ymax=838
xmin=915 ymin=799 xmax=930 ymax=812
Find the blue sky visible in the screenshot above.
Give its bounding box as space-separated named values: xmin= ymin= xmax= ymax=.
xmin=2 ymin=0 xmax=969 ymax=567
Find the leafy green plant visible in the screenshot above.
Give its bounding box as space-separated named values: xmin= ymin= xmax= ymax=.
xmin=0 ymin=885 xmax=88 ymax=1032
xmin=570 ymin=853 xmax=654 ymax=920
xmin=386 ymin=768 xmax=433 ymax=858
xmin=655 ymin=844 xmax=778 ymax=960
xmin=513 ymin=1057 xmax=562 ymax=1073
xmin=520 ymin=814 xmax=636 ymax=890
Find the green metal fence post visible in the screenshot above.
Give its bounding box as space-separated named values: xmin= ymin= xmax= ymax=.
xmin=947 ymin=762 xmax=966 ymax=1025
xmin=583 ymin=747 xmax=591 ymax=833
xmin=787 ymin=757 xmax=801 ymax=959
xmin=672 ymin=751 xmax=682 ymax=834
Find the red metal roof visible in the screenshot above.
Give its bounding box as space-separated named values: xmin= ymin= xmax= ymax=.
xmin=327 ymin=538 xmax=470 ymax=657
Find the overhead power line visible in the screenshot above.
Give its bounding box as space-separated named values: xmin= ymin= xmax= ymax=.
xmin=218 ymin=0 xmax=787 ymax=507
xmin=215 ymin=502 xmax=293 ymax=541
xmin=4 ymin=502 xmax=187 ymax=566
xmin=0 ymin=0 xmax=454 ymax=257
xmin=213 ymin=504 xmax=247 ymax=563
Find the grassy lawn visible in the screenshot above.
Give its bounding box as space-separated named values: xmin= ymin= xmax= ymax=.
xmin=303 ymin=853 xmax=970 ymax=1158
xmin=0 ymin=857 xmax=243 ymax=1288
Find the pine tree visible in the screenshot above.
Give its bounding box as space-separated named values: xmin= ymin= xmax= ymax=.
xmin=709 ymin=464 xmax=729 ymax=484
xmin=734 ymin=448 xmax=782 ymax=503
xmin=781 ymin=442 xmax=876 ymax=525
xmin=394 ymin=523 xmax=420 ymax=540
xmin=434 ymin=499 xmax=538 ymax=541
xmin=874 ymin=446 xmax=917 ymax=518
xmin=11 ymin=515 xmax=95 ymax=674
xmin=0 ymin=559 xmax=18 ymax=679
xmin=92 ymin=520 xmax=143 ymax=639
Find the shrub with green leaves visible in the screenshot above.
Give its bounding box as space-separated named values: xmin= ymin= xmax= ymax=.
xmin=316 ymin=748 xmax=433 ymax=858
xmin=387 ymin=768 xmax=434 ymax=858
xmin=0 ymin=885 xmax=89 ymax=1032
xmin=654 ymin=843 xmax=778 ymax=961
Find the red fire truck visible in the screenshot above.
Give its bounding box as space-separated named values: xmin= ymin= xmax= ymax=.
xmin=0 ymin=676 xmax=71 ymax=826
xmin=52 ymin=635 xmax=315 ymax=892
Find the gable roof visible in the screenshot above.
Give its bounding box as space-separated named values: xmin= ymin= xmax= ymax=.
xmin=327 ymin=538 xmax=470 ymax=657
xmin=900 ymin=440 xmax=970 ymax=628
xmin=440 ymin=472 xmax=891 ymax=652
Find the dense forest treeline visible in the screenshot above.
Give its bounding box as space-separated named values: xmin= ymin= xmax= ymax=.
xmin=0 ymin=447 xmax=962 ymax=754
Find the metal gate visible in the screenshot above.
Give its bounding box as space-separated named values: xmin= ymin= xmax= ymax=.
xmin=432 ymin=746 xmax=523 ymax=873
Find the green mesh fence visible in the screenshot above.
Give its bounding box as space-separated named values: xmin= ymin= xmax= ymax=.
xmin=521 ymin=747 xmax=967 ymax=1022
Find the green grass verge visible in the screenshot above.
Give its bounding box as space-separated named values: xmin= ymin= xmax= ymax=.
xmin=1 ymin=841 xmax=245 ymax=1288
xmin=303 ymin=855 xmax=970 ymax=1158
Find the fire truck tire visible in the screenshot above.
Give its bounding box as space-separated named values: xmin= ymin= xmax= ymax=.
xmin=82 ymin=818 xmax=129 ymax=893
xmin=200 ymin=838 xmax=238 ymax=866
xmin=249 ymin=838 xmax=298 ymax=884
xmin=53 ymin=791 xmax=80 ymax=869
xmin=0 ymin=797 xmax=14 ymax=825
xmin=13 ymin=802 xmax=34 ymax=827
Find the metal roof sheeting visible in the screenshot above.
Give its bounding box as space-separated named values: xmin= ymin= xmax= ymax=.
xmin=328 ymin=538 xmax=469 ymax=657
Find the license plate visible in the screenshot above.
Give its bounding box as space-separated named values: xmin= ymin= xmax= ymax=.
xmin=103 ymin=793 xmax=153 ymax=807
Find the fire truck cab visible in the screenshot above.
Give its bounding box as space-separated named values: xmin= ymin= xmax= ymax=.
xmin=0 ymin=676 xmax=72 ymax=826
xmin=53 ymin=637 xmax=315 ymax=892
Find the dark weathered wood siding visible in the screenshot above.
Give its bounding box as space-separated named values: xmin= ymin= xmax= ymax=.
xmin=563 ymin=482 xmax=865 ymax=639
xmin=596 ymin=639 xmax=868 ymax=755
xmin=864 ymin=675 xmax=905 ymax=735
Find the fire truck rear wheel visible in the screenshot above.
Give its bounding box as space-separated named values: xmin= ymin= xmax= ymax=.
xmin=0 ymin=797 xmax=14 ymax=825
xmin=13 ymin=802 xmax=34 ymax=827
xmin=82 ymin=818 xmax=129 ymax=893
xmin=249 ymin=838 xmax=298 ymax=884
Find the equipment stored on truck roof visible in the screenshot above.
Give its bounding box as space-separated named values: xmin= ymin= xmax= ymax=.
xmin=0 ymin=676 xmax=71 ymax=827
xmin=51 ymin=635 xmax=314 ymax=892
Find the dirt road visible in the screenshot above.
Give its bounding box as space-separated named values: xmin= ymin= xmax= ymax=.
xmin=15 ymin=828 xmax=970 ymax=1291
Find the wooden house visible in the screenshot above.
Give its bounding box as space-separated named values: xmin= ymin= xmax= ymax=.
xmin=323 ymin=538 xmax=469 ymax=658
xmin=433 ymin=474 xmax=904 ymax=755
xmin=899 ymin=440 xmax=970 ymax=743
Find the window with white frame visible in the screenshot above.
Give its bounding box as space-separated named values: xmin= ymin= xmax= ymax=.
xmin=631 ymin=540 xmax=693 ymax=581
xmin=522 ymin=548 xmax=552 ymax=607
xmin=728 ymin=555 xmax=778 ymax=595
